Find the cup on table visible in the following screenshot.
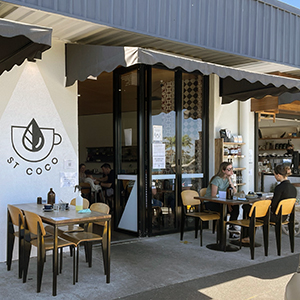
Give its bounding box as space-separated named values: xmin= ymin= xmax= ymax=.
xmin=37 ymin=197 xmax=42 ymax=204
xmin=219 ymin=191 xmax=226 ymax=199
xmin=44 ymin=204 xmax=53 ymax=210
xmin=59 ymin=203 xmax=67 ymax=211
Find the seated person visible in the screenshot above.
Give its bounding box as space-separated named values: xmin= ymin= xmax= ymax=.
xmin=151 ymin=185 xmax=163 ymax=207
xmin=271 ymin=164 xmax=297 ymax=223
xmin=84 ymin=170 xmax=102 ymax=203
xmin=151 ymin=185 xmax=163 ymax=226
xmin=205 ymin=161 xmax=239 ymax=237
xmin=241 ymin=164 xmax=296 ymax=244
xmin=79 ymin=163 xmax=86 ymax=183
xmin=99 ymin=163 xmax=115 ymax=197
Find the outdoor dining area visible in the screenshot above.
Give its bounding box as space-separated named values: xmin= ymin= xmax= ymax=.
xmin=6 ymin=199 xmax=111 ymax=296
xmin=180 ymin=188 xmax=297 ymax=260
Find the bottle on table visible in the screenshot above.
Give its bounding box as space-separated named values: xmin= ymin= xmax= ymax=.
xmin=226 ymin=184 xmax=234 ymax=200
xmin=47 ymin=188 xmax=55 ymax=204
xmin=74 ymin=185 xmax=83 ymax=211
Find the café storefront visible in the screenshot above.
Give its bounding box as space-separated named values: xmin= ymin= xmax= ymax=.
xmin=2 ymin=0 xmax=300 ymax=263
xmin=66 ymin=44 xmax=300 ymax=237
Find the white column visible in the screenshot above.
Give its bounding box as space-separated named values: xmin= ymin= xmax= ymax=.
xmin=239 ymin=100 xmax=255 ymax=193
xmin=209 ymin=74 xmax=220 ymax=180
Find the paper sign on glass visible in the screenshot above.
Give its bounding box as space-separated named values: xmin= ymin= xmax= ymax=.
xmin=60 ymin=172 xmax=77 ymax=188
xmin=153 ymin=125 xmax=163 ymax=142
xmin=152 ymin=143 xmax=165 ymax=169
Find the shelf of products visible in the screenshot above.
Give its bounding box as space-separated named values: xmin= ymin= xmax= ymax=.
xmin=258 ymin=138 xmax=294 ymax=152
xmin=215 ymin=138 xmax=245 ymax=189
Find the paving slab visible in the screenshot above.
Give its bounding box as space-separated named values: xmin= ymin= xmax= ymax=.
xmin=1 ymin=227 xmax=299 ymax=299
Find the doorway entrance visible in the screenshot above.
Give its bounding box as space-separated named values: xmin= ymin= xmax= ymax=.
xmin=78 ymin=65 xmax=207 ymax=238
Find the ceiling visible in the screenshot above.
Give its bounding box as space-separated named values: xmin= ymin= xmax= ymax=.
xmin=1 ymin=1 xmax=300 ymax=115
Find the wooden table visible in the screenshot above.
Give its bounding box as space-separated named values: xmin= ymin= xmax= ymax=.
xmin=14 ymin=203 xmax=111 ymax=296
xmin=194 ymin=196 xmax=261 ymax=251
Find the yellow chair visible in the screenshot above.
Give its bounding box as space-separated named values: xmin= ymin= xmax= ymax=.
xmin=45 ymin=198 xmax=90 ymax=260
xmin=70 ymin=197 xmax=90 ymax=209
xmin=23 ymin=210 xmax=76 ymax=292
xmin=79 ymin=182 xmax=91 ymax=201
xmin=270 ymin=198 xmax=296 ymax=256
xmin=180 ymin=190 xmax=220 ymax=246
xmin=199 ymin=187 xmax=217 ymax=234
xmin=90 ymin=202 xmax=110 ymax=275
xmin=60 ymin=203 xmax=109 ymax=282
xmin=199 ymin=188 xmax=207 ymax=196
xmin=227 ymin=200 xmax=271 ymax=260
xmin=90 ymin=203 xmax=110 ymax=226
xmin=7 ymin=205 xmax=25 ymax=279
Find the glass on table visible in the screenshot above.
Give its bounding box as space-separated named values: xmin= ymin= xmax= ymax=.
xmin=53 ymin=204 xmax=60 ymax=211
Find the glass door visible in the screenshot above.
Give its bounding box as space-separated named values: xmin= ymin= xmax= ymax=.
xmin=114 ymin=67 xmax=139 ymax=235
xmin=150 ymin=68 xmax=177 ymax=234
xmin=181 ymin=73 xmax=204 ymax=192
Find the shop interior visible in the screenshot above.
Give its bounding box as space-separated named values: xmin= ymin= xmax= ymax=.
xmin=78 ymin=71 xmax=136 ymax=242
xmin=254 ymin=96 xmax=300 ymax=194
xmin=77 ymin=68 xmax=201 ymax=238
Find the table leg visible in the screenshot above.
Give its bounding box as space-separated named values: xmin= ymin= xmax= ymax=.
xmin=52 ymin=224 xmax=58 ymax=296
xmin=106 ymin=218 xmax=111 ymax=283
xmin=206 ymin=204 xmax=239 ymax=252
xmin=219 ymin=203 xmax=227 ymax=250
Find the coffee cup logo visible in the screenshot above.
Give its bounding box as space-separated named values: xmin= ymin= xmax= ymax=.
xmin=11 ymin=118 xmax=62 ymax=162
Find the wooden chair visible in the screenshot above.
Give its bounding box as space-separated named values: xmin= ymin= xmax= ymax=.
xmin=199 ymin=187 xmax=218 ymax=234
xmin=180 ymin=190 xmax=220 ymax=246
xmin=70 ymin=197 xmax=90 ymax=209
xmin=90 ymin=203 xmax=110 ymax=274
xmin=90 ymin=203 xmax=110 ymax=226
xmin=270 ymin=198 xmax=296 ymax=256
xmin=23 ymin=210 xmax=76 ymax=292
xmin=45 ymin=198 xmax=90 ymax=260
xmin=227 ymin=200 xmax=271 ymax=260
xmin=79 ymin=182 xmax=91 ymax=201
xmin=199 ymin=188 xmax=207 ymax=197
xmin=7 ymin=205 xmax=25 ymax=279
xmin=59 ymin=204 xmax=109 ymax=282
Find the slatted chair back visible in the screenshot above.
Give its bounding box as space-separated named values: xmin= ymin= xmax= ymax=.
xmin=70 ymin=198 xmax=90 ymax=209
xmin=181 ymin=190 xmax=200 ymax=207
xmin=248 ymin=200 xmax=271 ymax=218
xmin=90 ymin=203 xmax=110 ymax=227
xmin=90 ymin=203 xmax=110 ymax=214
xmin=275 ymin=198 xmax=296 ymax=216
xmin=199 ymin=188 xmax=207 ymax=197
xmin=23 ymin=210 xmax=46 ymax=237
xmin=7 ymin=204 xmax=24 ymax=227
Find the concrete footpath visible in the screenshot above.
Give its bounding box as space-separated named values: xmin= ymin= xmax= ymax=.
xmin=1 ymin=227 xmax=299 ymax=300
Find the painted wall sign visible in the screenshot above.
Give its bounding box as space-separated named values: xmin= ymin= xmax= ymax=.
xmin=8 ymin=117 xmax=62 ymax=175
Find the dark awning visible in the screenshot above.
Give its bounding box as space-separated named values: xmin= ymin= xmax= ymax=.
xmin=65 ymin=44 xmax=300 ymax=103
xmin=0 ymin=18 xmax=52 ymax=75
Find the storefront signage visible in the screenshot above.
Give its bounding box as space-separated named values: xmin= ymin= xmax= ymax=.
xmin=8 ymin=117 xmax=62 ymax=175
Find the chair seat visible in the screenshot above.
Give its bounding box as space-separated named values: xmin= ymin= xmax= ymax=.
xmin=228 ymin=219 xmax=265 ymax=228
xmin=30 ymin=235 xmax=76 ymax=251
xmin=187 ymin=212 xmax=220 ymax=221
xmin=270 ymin=220 xmax=289 ymax=226
xmin=45 ymin=225 xmax=84 ymax=235
xmin=61 ymin=231 xmax=103 ymax=245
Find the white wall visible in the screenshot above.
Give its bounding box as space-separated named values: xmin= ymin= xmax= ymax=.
xmin=209 ymin=75 xmax=255 ymax=193
xmin=0 ymin=39 xmax=78 ymax=262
